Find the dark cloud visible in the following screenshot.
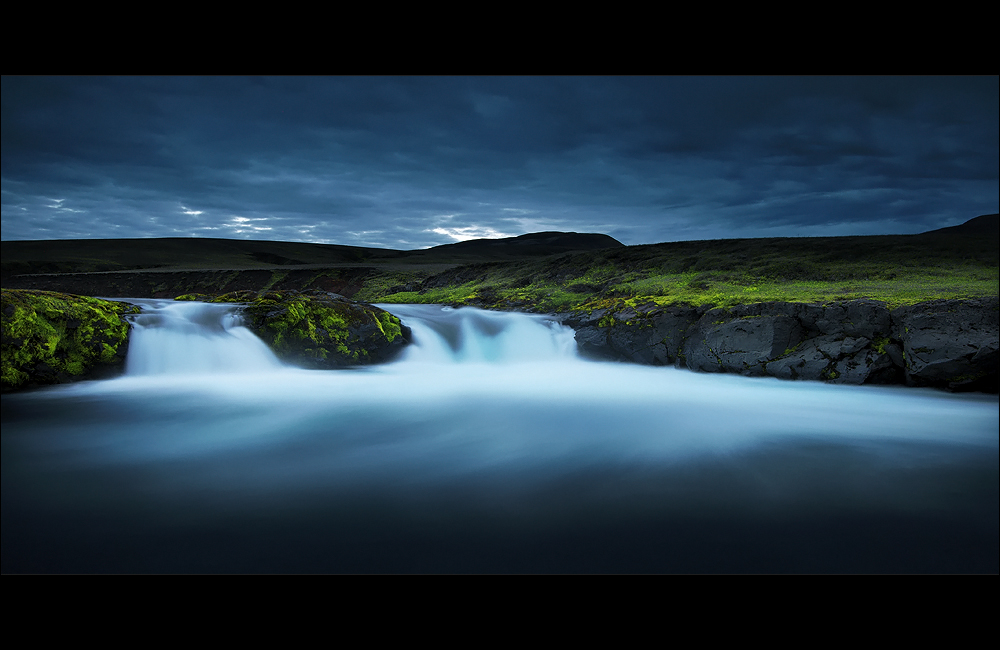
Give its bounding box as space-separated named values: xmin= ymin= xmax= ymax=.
xmin=2 ymin=76 xmax=996 ymax=247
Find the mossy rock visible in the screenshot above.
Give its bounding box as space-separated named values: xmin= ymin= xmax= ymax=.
xmin=201 ymin=290 xmax=411 ymax=368
xmin=1 ymin=289 xmax=139 ymax=391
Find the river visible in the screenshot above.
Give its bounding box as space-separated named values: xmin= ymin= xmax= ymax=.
xmin=2 ymin=300 xmax=997 ymax=572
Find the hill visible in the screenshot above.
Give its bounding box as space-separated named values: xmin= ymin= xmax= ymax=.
xmin=0 ymin=237 xmax=403 ymax=278
xmin=919 ymin=213 xmax=999 ymax=238
xmin=2 ymin=218 xmax=996 ymax=310
xmin=0 ymin=231 xmax=624 ymax=279
xmin=406 ymin=232 xmax=624 ymax=261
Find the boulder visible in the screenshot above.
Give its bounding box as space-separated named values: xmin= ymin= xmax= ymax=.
xmin=892 ymin=297 xmax=999 ymax=391
xmin=684 ymin=311 xmax=803 ymax=376
xmin=572 ymin=303 xmax=702 ymax=365
xmin=764 ymin=334 xmax=899 ymax=384
xmin=1 ymin=289 xmax=139 ymax=391
xmin=211 ymin=290 xmax=411 ymax=369
xmin=811 ymin=299 xmax=891 ymax=338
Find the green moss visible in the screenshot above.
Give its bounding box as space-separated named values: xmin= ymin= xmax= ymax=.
xmin=872 ymin=336 xmax=891 ymax=355
xmin=779 ymin=343 xmax=802 ymax=358
xmin=261 ymin=271 xmax=288 ymax=292
xmin=375 ymin=310 xmax=403 ymax=342
xmin=1 ymin=289 xmax=139 ymax=391
xmin=948 ymin=371 xmax=988 ymax=383
xmin=201 ymin=290 xmax=405 ymax=367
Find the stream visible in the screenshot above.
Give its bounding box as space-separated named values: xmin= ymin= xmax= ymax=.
xmin=2 ymin=300 xmax=997 ymax=572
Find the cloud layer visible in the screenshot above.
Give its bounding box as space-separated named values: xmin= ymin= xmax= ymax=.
xmin=2 ymin=76 xmax=996 ymax=248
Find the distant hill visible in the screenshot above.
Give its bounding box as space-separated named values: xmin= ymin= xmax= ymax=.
xmin=921 ymin=214 xmax=999 ymax=238
xmin=414 ymin=232 xmax=624 ymax=260
xmin=0 ymin=237 xmax=405 ymax=278
xmin=0 ymin=231 xmax=624 ymax=278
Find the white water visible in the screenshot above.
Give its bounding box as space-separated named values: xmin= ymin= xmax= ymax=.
xmin=125 ymin=300 xmax=283 ymax=375
xmin=3 ymin=301 xmax=997 ymax=573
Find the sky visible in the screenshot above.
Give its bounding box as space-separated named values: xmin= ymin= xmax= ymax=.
xmin=2 ymin=76 xmax=997 ymax=249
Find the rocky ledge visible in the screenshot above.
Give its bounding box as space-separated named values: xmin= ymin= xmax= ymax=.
xmin=565 ymin=297 xmax=999 ymax=393
xmin=177 ymin=290 xmax=411 ymax=369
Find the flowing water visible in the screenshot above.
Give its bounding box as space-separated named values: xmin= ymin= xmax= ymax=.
xmin=2 ymin=300 xmax=997 ymax=573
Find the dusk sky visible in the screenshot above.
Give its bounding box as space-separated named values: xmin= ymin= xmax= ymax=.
xmin=2 ymin=76 xmax=997 ymax=249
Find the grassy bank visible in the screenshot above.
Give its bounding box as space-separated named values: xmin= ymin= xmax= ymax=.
xmin=3 ymin=222 xmax=997 ymax=313
xmin=355 ymin=233 xmax=999 ymax=312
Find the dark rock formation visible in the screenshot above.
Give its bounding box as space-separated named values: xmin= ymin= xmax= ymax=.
xmin=1 ymin=289 xmax=139 ymax=391
xmin=568 ymin=297 xmax=998 ymax=392
xmin=892 ymin=298 xmax=999 ymax=392
xmin=567 ymin=302 xmax=701 ymax=366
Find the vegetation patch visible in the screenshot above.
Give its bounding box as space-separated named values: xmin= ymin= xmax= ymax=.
xmin=261 ymin=271 xmax=288 ymax=292
xmin=349 ymin=232 xmax=998 ymax=316
xmin=1 ymin=289 xmax=139 ymax=391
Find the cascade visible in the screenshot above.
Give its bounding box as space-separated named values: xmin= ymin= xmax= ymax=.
xmin=378 ymin=304 xmax=578 ymax=364
xmin=121 ymin=301 xmax=579 ymax=376
xmin=124 ymin=299 xmax=283 ymax=375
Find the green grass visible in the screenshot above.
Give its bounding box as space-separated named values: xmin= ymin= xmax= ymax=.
xmin=358 ymin=233 xmax=999 ymax=313
xmin=5 ymin=228 xmax=997 ymax=315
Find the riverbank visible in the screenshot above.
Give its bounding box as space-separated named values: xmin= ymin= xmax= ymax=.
xmin=563 ymin=296 xmax=998 ymax=393
xmin=3 ymin=287 xmax=997 ymax=393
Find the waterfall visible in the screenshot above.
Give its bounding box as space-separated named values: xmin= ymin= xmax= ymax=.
xmin=124 ymin=299 xmax=283 ymax=376
xmin=379 ymin=304 xmax=578 ymax=364
xmin=122 ymin=301 xmax=577 ymax=376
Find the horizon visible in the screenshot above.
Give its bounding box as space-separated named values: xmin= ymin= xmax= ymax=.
xmin=3 ymin=77 xmax=997 ymax=247
xmin=5 ymin=212 xmax=997 ymax=253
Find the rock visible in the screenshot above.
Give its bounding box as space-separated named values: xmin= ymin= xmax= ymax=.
xmin=812 ymin=300 xmax=891 ymax=338
xmin=1 ymin=289 xmax=139 ymax=391
xmin=219 ymin=290 xmax=411 ymax=369
xmin=681 ymin=301 xmax=904 ymax=385
xmin=574 ymin=325 xmax=614 ymax=358
xmin=884 ymin=342 xmax=905 ymax=368
xmin=765 ymin=335 xmax=842 ymax=381
xmin=831 ymin=346 xmax=898 ymax=385
xmin=684 ymin=310 xmax=803 ymax=376
xmin=573 ymin=304 xmax=702 ymax=365
xmin=567 ymin=298 xmax=995 ymax=392
xmin=892 ymin=297 xmax=999 ymax=391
